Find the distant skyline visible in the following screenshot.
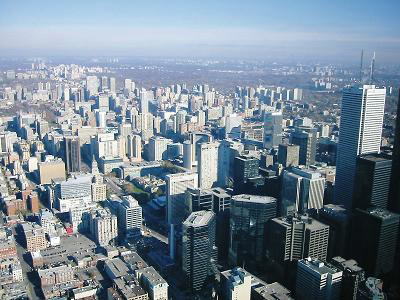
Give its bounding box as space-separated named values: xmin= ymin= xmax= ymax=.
xmin=0 ymin=0 xmax=400 ymax=63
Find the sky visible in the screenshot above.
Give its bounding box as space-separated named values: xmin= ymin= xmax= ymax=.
xmin=0 ymin=0 xmax=400 ymax=63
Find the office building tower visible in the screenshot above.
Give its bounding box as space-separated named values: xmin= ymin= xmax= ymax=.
xmin=63 ymin=136 xmax=81 ymax=173
xmin=109 ymin=77 xmax=116 ymax=93
xmin=229 ymin=195 xmax=277 ymax=268
xmin=127 ymin=134 xmax=142 ymax=161
xmin=233 ymin=155 xmax=259 ymax=194
xmin=89 ymin=208 xmax=118 ymax=246
xmin=267 ymin=215 xmax=330 ymax=264
xmin=389 ymin=91 xmax=400 ymax=212
xmin=351 ymin=207 xmax=399 ymax=276
xmin=166 ymin=172 xmax=198 ymax=225
xmin=96 ymin=94 xmax=109 ymax=111
xmin=353 ymin=153 xmax=392 ymax=210
xmin=335 ymin=85 xmax=386 ymax=209
xmin=290 ymin=126 xmax=317 ymax=166
xmin=124 ymin=79 xmax=132 ymax=93
xmin=117 ymin=195 xmax=142 ymax=237
xmin=182 ymin=210 xmax=217 ymax=292
xmin=217 ymin=139 xmax=244 ymax=187
xmin=293 ymin=88 xmax=303 ymax=101
xmin=185 ymin=188 xmax=213 ymax=217
xmin=296 ymin=257 xmax=342 ymax=300
xmin=183 ymin=140 xmax=195 ymax=170
xmin=331 ymin=257 xmax=365 ymax=300
xmin=86 ymin=75 xmax=99 ymax=97
xmin=220 ymin=267 xmax=251 ymax=300
xmin=140 ymin=90 xmax=149 ymax=114
xmin=263 ymin=110 xmax=283 ymax=149
xmin=100 ymin=76 xmax=108 ymax=90
xmin=319 ymin=205 xmax=350 ymax=259
xmin=53 ymin=174 xmax=93 ymax=212
xmin=278 ymin=143 xmax=300 ymax=168
xmin=95 ymin=110 xmax=107 ymax=128
xmin=212 ymin=187 xmax=231 ymax=260
xmin=198 ymin=142 xmax=219 ymax=189
xmin=147 ymin=136 xmax=172 ymax=161
xmin=281 ymin=168 xmax=325 ymax=216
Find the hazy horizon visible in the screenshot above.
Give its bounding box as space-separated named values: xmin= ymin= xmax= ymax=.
xmin=1 ymin=0 xmax=400 ymax=63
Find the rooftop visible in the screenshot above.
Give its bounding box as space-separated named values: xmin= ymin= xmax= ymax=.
xmin=232 ymin=194 xmax=277 ymax=204
xmin=183 ymin=210 xmax=214 ymax=227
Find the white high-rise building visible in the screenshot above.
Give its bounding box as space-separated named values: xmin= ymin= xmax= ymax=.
xmin=140 ymin=89 xmax=149 ymax=114
xmin=183 ymin=141 xmax=195 ymax=170
xmin=166 ymin=172 xmax=198 ymax=225
xmin=220 ymin=267 xmax=251 ymax=300
xmin=198 ymin=142 xmax=219 ymax=189
xmin=148 ymin=136 xmax=172 ymax=161
xmin=117 ymin=195 xmax=142 ymax=237
xmin=127 ymin=134 xmax=142 ymax=161
xmin=335 ymin=85 xmax=386 ymax=209
xmin=109 ymin=77 xmax=116 ymax=93
xmin=86 ymin=76 xmax=99 ymax=97
xmin=263 ymin=110 xmax=283 ymax=149
xmin=90 ymin=208 xmax=118 ymax=246
xmin=124 ymin=79 xmax=132 ymax=93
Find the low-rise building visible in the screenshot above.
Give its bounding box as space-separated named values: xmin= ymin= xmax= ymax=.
xmin=21 ymin=222 xmax=47 ymax=252
xmin=136 ymin=266 xmax=168 ymax=300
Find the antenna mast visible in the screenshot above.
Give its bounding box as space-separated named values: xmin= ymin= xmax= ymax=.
xmin=360 ymin=49 xmax=364 ymax=83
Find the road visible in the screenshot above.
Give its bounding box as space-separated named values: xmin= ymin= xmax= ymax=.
xmin=142 ymin=224 xmax=168 ymax=244
xmin=12 ymin=226 xmax=40 ymax=300
xmin=104 ymin=176 xmax=124 ymax=196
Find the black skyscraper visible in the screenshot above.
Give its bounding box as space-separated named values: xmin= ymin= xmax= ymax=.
xmin=63 ymin=136 xmax=81 ymax=173
xmin=389 ymin=91 xmax=400 ymax=213
xmin=233 ymin=155 xmax=260 ymax=194
xmin=351 ymin=207 xmax=399 ymax=277
xmin=182 ymin=210 xmax=217 ymax=293
xmin=353 ymin=153 xmax=392 ymax=210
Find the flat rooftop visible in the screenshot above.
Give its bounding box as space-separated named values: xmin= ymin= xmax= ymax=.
xmin=232 ymin=194 xmax=277 ymax=204
xmin=183 ymin=210 xmax=214 ymax=227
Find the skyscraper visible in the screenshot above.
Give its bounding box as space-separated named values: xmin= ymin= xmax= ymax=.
xmin=117 ymin=195 xmax=142 ymax=237
xmin=267 ymin=215 xmax=330 ymax=264
xmin=281 ymin=168 xmax=325 ymax=216
xmin=198 ymin=142 xmax=219 ymax=189
xmin=351 ymin=207 xmax=399 ymax=276
xmin=86 ymin=75 xmax=99 ymax=97
xmin=166 ymin=172 xmax=198 ymax=225
xmin=182 ymin=210 xmax=217 ymax=292
xmin=148 ymin=136 xmax=172 ymax=161
xmin=353 ymin=153 xmax=392 ymax=210
xmin=109 ymin=77 xmax=116 ymax=93
xmin=278 ymin=143 xmax=300 ymax=168
xmin=63 ymin=136 xmax=81 ymax=173
xmin=389 ymin=90 xmax=400 ymax=213
xmin=335 ymin=85 xmax=386 ymax=209
xmin=233 ymin=155 xmax=260 ymax=194
xmin=263 ymin=110 xmax=283 ymax=149
xmin=296 ymin=257 xmax=342 ymax=300
xmin=290 ymin=126 xmax=317 ymax=166
xmin=229 ymin=194 xmax=277 ymax=268
xmin=140 ymin=90 xmax=149 ymax=114
xmin=127 ymin=134 xmax=142 ymax=161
